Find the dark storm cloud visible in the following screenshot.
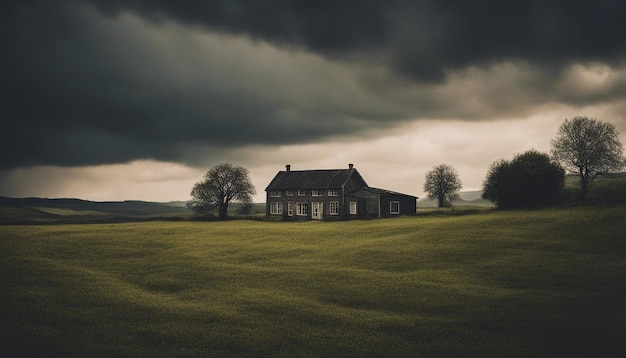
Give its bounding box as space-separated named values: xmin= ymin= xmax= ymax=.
xmin=86 ymin=0 xmax=625 ymax=80
xmin=1 ymin=1 xmax=398 ymax=169
xmin=1 ymin=0 xmax=623 ymax=170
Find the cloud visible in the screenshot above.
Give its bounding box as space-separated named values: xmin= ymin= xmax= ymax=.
xmin=1 ymin=2 xmax=411 ymax=169
xmin=86 ymin=0 xmax=625 ymax=79
xmin=1 ymin=0 xmax=623 ymax=176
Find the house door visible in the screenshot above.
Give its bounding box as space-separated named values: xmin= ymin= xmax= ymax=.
xmin=312 ymin=202 xmax=323 ymax=220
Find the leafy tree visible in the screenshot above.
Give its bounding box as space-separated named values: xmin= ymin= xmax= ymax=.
xmin=423 ymin=164 xmax=462 ymax=207
xmin=187 ymin=163 xmax=256 ymax=219
xmin=482 ymin=159 xmax=511 ymax=208
xmin=482 ymin=150 xmax=565 ymax=209
xmin=551 ymin=116 xmax=624 ymax=200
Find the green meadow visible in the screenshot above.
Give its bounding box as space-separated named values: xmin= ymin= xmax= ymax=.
xmin=1 ymin=207 xmax=625 ymax=357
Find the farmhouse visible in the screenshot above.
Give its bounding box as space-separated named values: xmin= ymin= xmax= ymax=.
xmin=265 ymin=164 xmax=418 ymax=220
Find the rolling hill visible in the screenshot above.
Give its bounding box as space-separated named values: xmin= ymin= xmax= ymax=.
xmin=0 ymin=197 xmax=190 ymax=224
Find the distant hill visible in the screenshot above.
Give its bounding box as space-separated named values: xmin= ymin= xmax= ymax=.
xmin=0 ymin=197 xmax=191 ymax=224
xmin=163 ymin=201 xmax=189 ymax=208
xmin=0 ymin=197 xmax=272 ymax=224
xmin=417 ymin=190 xmax=494 ymax=208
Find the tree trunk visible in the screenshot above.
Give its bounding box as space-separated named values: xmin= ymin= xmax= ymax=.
xmin=218 ymin=202 xmax=228 ymax=219
xmin=438 ymin=196 xmax=445 ymax=208
xmin=580 ymin=178 xmax=588 ymax=201
xmin=579 ymin=167 xmax=588 ymax=201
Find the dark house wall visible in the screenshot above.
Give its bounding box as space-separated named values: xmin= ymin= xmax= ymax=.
xmin=378 ymin=195 xmax=416 ymax=218
xmin=341 ymin=174 xmax=368 ymax=218
xmin=346 ymin=196 xmax=417 ymax=218
xmin=266 ymin=189 xmax=346 ymax=221
xmin=345 ymin=191 xmax=377 ymax=219
xmin=403 ymin=196 xmax=417 ymax=215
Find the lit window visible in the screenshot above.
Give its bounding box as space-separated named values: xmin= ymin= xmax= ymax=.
xmin=297 ymin=190 xmax=306 ymax=196
xmin=312 ymin=189 xmax=323 ymax=197
xmin=328 ymin=189 xmax=338 ymax=196
xmin=330 ymin=201 xmax=339 ymax=215
xmin=390 ymin=201 xmax=400 ymax=214
xmin=297 ymin=202 xmax=308 ymax=216
xmin=350 ymin=202 xmax=357 ymax=215
xmin=270 ymin=202 xmax=283 ymax=215
xmin=269 ymin=191 xmax=281 ymax=197
xmin=288 ymin=202 xmax=294 ymax=216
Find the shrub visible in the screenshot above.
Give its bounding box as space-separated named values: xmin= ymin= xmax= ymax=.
xmin=482 ymin=150 xmax=565 ymax=209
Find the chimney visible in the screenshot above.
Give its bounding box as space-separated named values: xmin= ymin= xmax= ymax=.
xmin=286 ymin=164 xmax=291 ymax=172
xmin=348 ymin=163 xmax=354 ymax=170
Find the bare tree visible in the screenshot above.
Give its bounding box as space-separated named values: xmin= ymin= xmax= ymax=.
xmin=423 ymin=164 xmax=462 ymax=207
xmin=551 ymin=116 xmax=624 ymax=200
xmin=187 ymin=163 xmax=256 ymax=219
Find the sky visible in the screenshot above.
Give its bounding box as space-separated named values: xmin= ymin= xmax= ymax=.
xmin=1 ymin=0 xmax=625 ymax=203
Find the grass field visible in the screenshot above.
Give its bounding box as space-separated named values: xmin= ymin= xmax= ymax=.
xmin=1 ymin=207 xmax=624 ymax=357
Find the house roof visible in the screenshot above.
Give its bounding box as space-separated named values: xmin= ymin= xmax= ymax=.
xmin=349 ymin=186 xmax=418 ymax=199
xmin=265 ymin=168 xmax=366 ymax=191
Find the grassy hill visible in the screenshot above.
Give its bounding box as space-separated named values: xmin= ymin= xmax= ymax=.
xmin=0 ymin=197 xmax=270 ymax=224
xmin=562 ymin=173 xmax=626 ymax=205
xmin=0 ymin=197 xmax=191 ymax=224
xmin=1 ymin=207 xmax=624 ymax=357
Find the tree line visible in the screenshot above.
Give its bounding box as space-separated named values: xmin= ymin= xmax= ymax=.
xmin=187 ymin=116 xmax=624 ymax=218
xmin=425 ymin=116 xmax=624 ymax=209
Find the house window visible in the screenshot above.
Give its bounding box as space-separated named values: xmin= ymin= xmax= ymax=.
xmin=390 ymin=201 xmax=400 ymax=214
xmin=286 ymin=190 xmax=294 ymax=196
xmin=350 ymin=202 xmax=358 ymax=215
xmin=288 ymin=202 xmax=294 ymax=216
xmin=328 ymin=189 xmax=338 ymax=197
xmin=297 ymin=202 xmax=308 ymax=216
xmin=270 ymin=202 xmax=283 ymax=215
xmin=269 ymin=191 xmax=281 ymax=197
xmin=297 ymin=190 xmax=306 ymax=196
xmin=312 ymin=189 xmax=323 ymax=197
xmin=329 ymin=201 xmax=339 ymax=215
